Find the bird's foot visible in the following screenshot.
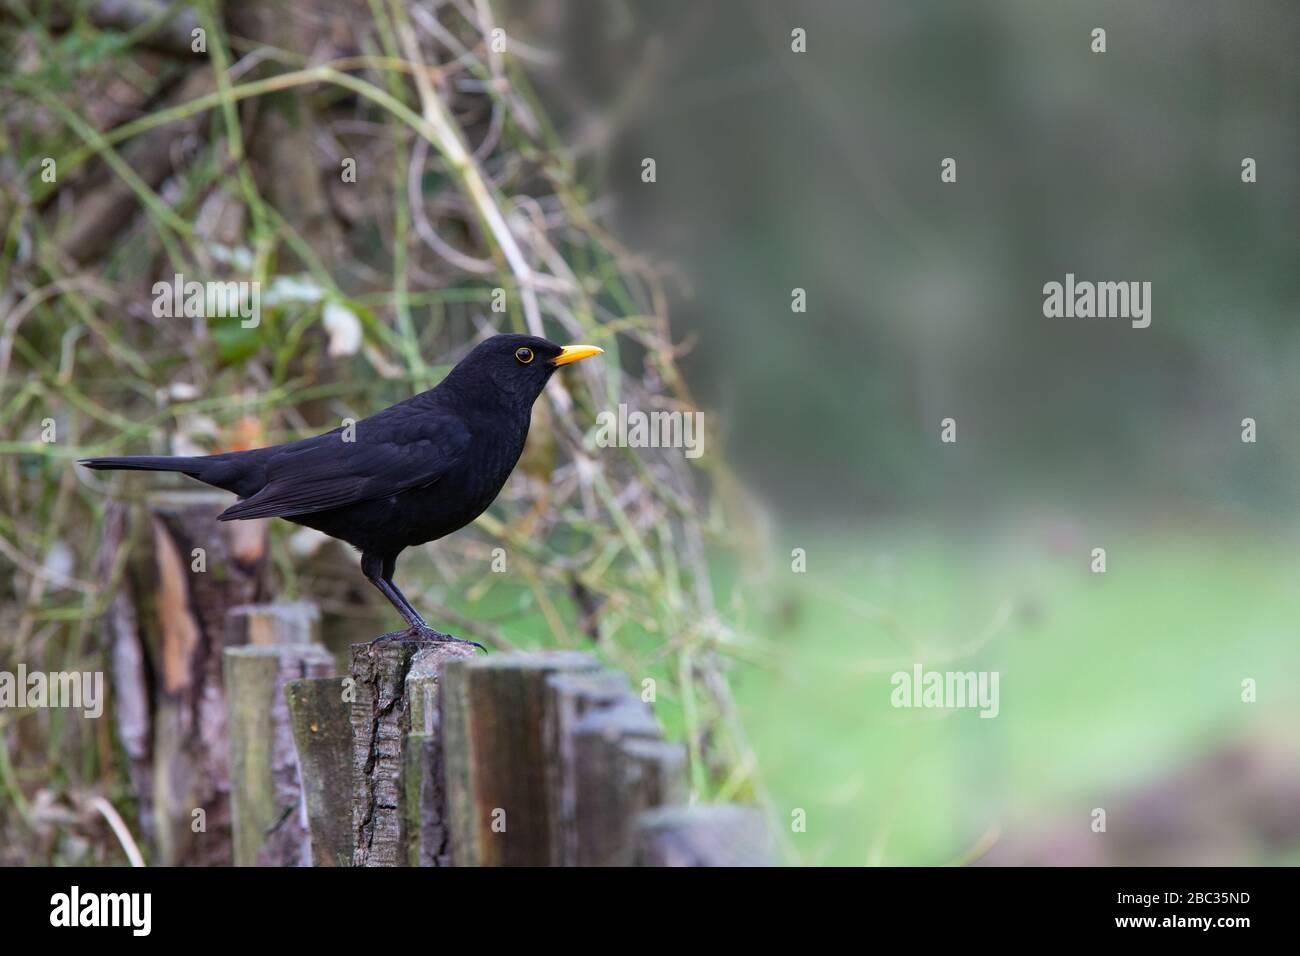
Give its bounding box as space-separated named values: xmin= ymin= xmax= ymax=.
xmin=367 ymin=623 xmax=486 ymax=653
xmin=405 ymin=624 xmax=488 ymax=655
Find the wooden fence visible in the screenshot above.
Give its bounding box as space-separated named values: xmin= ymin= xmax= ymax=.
xmin=101 ymin=490 xmax=767 ymax=866
xmin=222 ymin=608 xmax=772 ymax=867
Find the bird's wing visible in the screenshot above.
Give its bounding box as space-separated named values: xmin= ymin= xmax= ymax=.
xmin=217 ymin=411 xmax=470 ymax=521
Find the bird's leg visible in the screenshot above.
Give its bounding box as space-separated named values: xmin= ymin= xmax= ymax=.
xmin=360 ymin=552 xmax=421 ymax=629
xmin=360 ymin=552 xmax=485 ymax=651
xmin=378 ymin=555 xmax=429 ymax=630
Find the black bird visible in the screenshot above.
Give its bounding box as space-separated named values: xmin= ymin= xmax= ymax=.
xmin=81 ymin=334 xmax=603 ymax=649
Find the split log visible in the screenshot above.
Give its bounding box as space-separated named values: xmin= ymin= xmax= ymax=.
xmin=441 ymin=651 xmax=600 ymax=866
xmin=543 ymin=669 xmax=632 ymax=865
xmin=571 ymin=698 xmax=673 ymax=866
xmin=224 ymin=644 xmax=334 ymax=866
xmin=349 ymin=639 xmax=475 ymax=867
xmin=283 ymin=677 xmax=352 ymax=866
xmin=227 ymin=601 xmax=321 ymax=647
xmin=402 ymin=729 xmax=443 ymax=867
xmin=400 ymin=655 xmax=464 ymax=867
xmin=619 ymin=737 xmax=689 ymax=810
xmin=145 ymin=489 xmax=268 ymax=866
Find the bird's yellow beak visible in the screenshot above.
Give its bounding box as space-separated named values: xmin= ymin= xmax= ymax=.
xmin=552 ymin=344 xmax=604 ymax=366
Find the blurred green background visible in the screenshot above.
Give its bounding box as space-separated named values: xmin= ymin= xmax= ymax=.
xmin=524 ymin=0 xmax=1300 ymax=863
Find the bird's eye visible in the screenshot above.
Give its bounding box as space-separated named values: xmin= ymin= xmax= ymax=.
xmin=515 ymin=347 xmax=534 ymax=364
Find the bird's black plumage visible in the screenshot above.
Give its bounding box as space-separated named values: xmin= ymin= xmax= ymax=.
xmin=81 ymin=333 xmax=603 ymax=648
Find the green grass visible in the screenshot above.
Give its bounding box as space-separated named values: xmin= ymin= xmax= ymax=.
xmin=726 ymin=521 xmax=1300 ymax=865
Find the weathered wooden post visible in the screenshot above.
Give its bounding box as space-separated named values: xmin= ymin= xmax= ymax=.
xmin=544 ymin=670 xmax=633 ymax=865
xmin=401 ymin=666 xmax=454 ymax=867
xmin=227 ymin=601 xmax=320 ymax=646
xmin=350 ymin=639 xmax=476 ymax=866
xmin=572 ymin=699 xmax=684 ymax=865
xmin=224 ymin=643 xmax=335 ymax=866
xmin=634 ymin=805 xmax=774 ymax=866
xmin=284 ymin=677 xmax=353 ymax=866
xmin=145 ymin=489 xmax=269 ymax=866
xmin=441 ymin=651 xmax=600 ymax=866
xmin=620 ymin=738 xmax=689 ymax=810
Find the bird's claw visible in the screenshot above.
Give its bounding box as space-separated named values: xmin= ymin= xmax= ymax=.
xmin=404 ymin=623 xmax=487 ymax=654
xmin=367 ymin=625 xmax=486 ymax=652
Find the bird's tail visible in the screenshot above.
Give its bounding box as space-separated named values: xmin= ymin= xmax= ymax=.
xmin=80 ymin=451 xmax=263 ymax=498
xmin=79 ymin=455 xmax=208 ymax=476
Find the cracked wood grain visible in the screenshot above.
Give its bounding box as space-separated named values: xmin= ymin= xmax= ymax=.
xmin=350 ymin=638 xmax=474 ymax=866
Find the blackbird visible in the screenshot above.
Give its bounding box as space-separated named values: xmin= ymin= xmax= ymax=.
xmin=81 ymin=333 xmax=603 ymax=649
